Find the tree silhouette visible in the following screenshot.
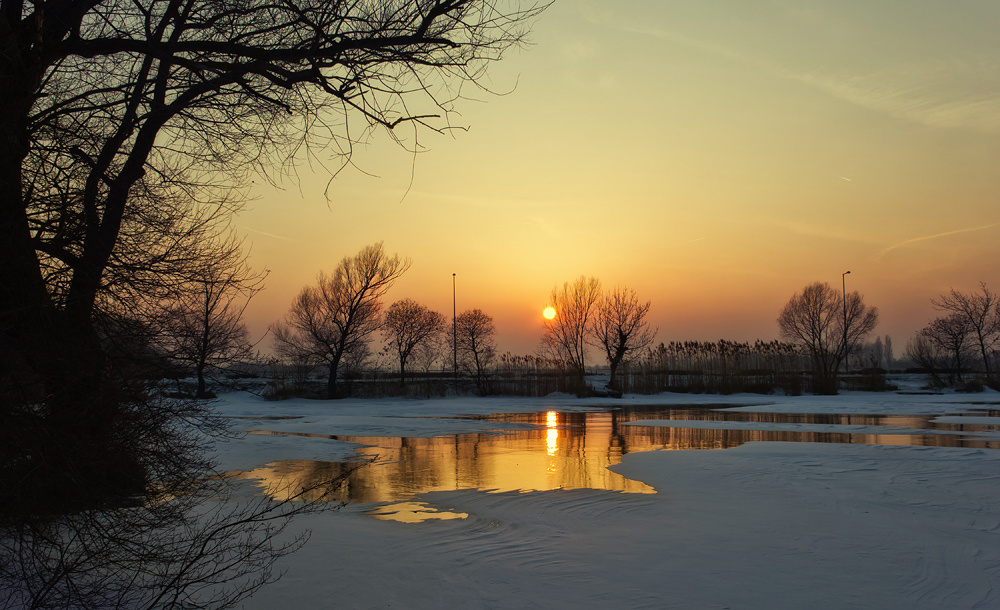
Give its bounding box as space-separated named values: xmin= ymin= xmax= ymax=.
xmin=910 ymin=314 xmax=975 ymax=386
xmin=0 ymin=0 xmax=545 ymax=504
xmin=591 ymin=287 xmax=656 ymax=391
xmin=454 ymin=308 xmax=498 ymax=394
xmin=932 ymin=282 xmax=1000 ymax=383
xmin=777 ymin=281 xmax=878 ymax=393
xmin=383 ymin=299 xmax=446 ymax=388
xmin=1 ymin=1 xmax=545 ymax=601
xmin=274 ymin=242 xmax=410 ymax=399
xmin=157 ymin=233 xmax=266 ymax=397
xmin=540 ymin=276 xmax=602 ymax=391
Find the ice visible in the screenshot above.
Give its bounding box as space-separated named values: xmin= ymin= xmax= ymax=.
xmin=209 ymin=385 xmax=1000 ymax=609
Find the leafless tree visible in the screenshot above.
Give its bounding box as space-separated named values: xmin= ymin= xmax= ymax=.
xmin=413 ymin=339 xmax=445 ymax=374
xmin=1 ymin=1 xmax=545 ymax=602
xmin=905 ymin=334 xmax=947 ymax=388
xmin=1 ymin=0 xmax=545 ymax=502
xmin=274 ymin=243 xmax=410 ymax=399
xmin=777 ymin=281 xmax=878 ymax=393
xmin=454 ymin=308 xmax=498 ymax=394
xmin=932 ymin=282 xmax=1000 ymax=382
xmin=382 ymin=299 xmax=446 ymax=388
xmin=909 ymin=314 xmax=975 ymax=386
xmin=540 ymin=276 xmax=602 ymax=389
xmin=3 ymin=0 xmax=545 ymax=360
xmin=157 ymin=233 xmax=266 ymax=397
xmin=591 ymin=287 xmax=656 ymax=391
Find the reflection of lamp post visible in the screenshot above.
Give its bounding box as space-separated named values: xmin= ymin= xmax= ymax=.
xmin=842 ymin=270 xmax=851 ymax=374
xmin=452 ymin=273 xmax=457 ymax=382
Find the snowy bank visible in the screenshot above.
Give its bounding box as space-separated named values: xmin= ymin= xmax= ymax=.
xmin=209 ymin=386 xmax=1000 ymax=609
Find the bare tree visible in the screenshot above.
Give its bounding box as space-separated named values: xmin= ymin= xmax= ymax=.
xmin=412 ymin=338 xmax=445 ymax=375
xmin=158 ymin=234 xmax=266 ymax=398
xmin=274 ymin=243 xmax=410 ymax=399
xmin=905 ymin=334 xmax=946 ymax=388
xmin=1 ymin=1 xmax=545 ymax=602
xmin=932 ymin=282 xmax=1000 ymax=383
xmin=3 ymin=0 xmax=544 ymax=356
xmin=454 ymin=308 xmax=498 ymax=394
xmin=911 ymin=314 xmax=975 ymax=386
xmin=0 ymin=0 xmax=545 ymax=506
xmin=777 ymin=281 xmax=878 ymax=393
xmin=540 ymin=276 xmax=602 ymax=390
xmin=382 ymin=299 xmax=445 ymax=388
xmin=591 ymin=287 xmax=656 ymax=392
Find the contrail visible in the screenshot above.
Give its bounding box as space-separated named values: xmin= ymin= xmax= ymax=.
xmin=877 ymin=222 xmax=1000 ymax=257
xmin=240 ymin=225 xmax=289 ymax=240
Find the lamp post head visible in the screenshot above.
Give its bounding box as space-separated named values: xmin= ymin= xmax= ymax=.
xmin=843 ymin=270 xmax=851 ymax=276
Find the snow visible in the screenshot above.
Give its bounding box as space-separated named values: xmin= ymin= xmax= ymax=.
xmin=210 ymin=381 xmax=1000 ymax=609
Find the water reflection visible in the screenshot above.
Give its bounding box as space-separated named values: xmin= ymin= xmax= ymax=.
xmin=236 ymin=405 xmax=1000 ymax=522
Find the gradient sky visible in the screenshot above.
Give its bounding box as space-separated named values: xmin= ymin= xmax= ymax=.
xmin=239 ymin=0 xmax=1000 ymax=358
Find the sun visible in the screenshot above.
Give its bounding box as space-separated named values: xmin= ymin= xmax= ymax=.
xmin=543 ymin=306 xmax=556 ymax=320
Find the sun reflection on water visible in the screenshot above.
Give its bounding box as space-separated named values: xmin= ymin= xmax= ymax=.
xmin=545 ymin=410 xmax=559 ymax=457
xmin=236 ymin=405 xmax=1000 ymax=523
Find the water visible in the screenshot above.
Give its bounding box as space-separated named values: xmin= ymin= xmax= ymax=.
xmin=236 ymin=404 xmax=1000 ymax=522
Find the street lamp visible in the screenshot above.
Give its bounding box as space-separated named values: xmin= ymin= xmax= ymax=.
xmin=842 ymin=270 xmax=851 ymax=374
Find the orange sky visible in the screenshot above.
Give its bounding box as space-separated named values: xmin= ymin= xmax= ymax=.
xmin=239 ymin=1 xmax=1000 ymax=359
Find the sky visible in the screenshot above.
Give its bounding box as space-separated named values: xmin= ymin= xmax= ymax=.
xmin=238 ymin=0 xmax=1000 ymax=359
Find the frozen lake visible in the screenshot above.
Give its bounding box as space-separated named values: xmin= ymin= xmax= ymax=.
xmin=212 ymin=385 xmax=1000 ymax=608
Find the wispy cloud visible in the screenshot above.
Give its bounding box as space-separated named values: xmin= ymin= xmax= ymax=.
xmin=678 ymin=237 xmax=706 ymax=245
xmin=792 ymin=67 xmax=1000 ymax=135
xmin=240 ymin=226 xmax=289 ymax=240
xmin=586 ymin=9 xmax=1000 ymax=135
xmin=877 ymin=222 xmax=1000 ymax=258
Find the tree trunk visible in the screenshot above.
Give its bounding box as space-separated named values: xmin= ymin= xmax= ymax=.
xmin=978 ymin=339 xmax=992 ymax=383
xmin=607 ymin=361 xmax=620 ymax=391
xmin=197 ymin=365 xmax=208 ymax=398
xmin=327 ymin=354 xmax=343 ymax=399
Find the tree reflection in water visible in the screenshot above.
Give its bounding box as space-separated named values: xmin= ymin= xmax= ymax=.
xmin=239 ymin=405 xmax=1000 ymax=522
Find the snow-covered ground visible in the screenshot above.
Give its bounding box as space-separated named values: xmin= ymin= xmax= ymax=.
xmin=212 ymin=378 xmax=1000 ymax=609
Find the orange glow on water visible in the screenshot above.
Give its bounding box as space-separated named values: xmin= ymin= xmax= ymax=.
xmin=545 ymin=411 xmax=559 ymax=456
xmin=236 ymin=407 xmax=1000 ymax=522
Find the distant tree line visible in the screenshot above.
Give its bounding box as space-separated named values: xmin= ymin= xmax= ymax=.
xmin=264 ymin=270 xmax=894 ymax=398
xmin=261 ymin=263 xmax=1000 ymax=399
xmin=617 ymin=340 xmax=806 ymax=395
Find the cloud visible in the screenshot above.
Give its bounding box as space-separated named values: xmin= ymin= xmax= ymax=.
xmin=876 ymin=222 xmax=1000 ymax=258
xmin=791 ymin=67 xmax=1000 ymax=135
xmin=678 ymin=237 xmax=706 ymax=245
xmin=588 ymin=10 xmax=1000 ymax=135
xmin=240 ymin=226 xmax=289 ymax=240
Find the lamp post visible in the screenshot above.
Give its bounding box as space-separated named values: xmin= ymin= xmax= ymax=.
xmin=842 ymin=270 xmax=851 ymax=374
xmin=452 ymin=273 xmax=457 ymax=382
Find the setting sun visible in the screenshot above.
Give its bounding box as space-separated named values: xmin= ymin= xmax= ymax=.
xmin=543 ymin=307 xmax=556 ymax=320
